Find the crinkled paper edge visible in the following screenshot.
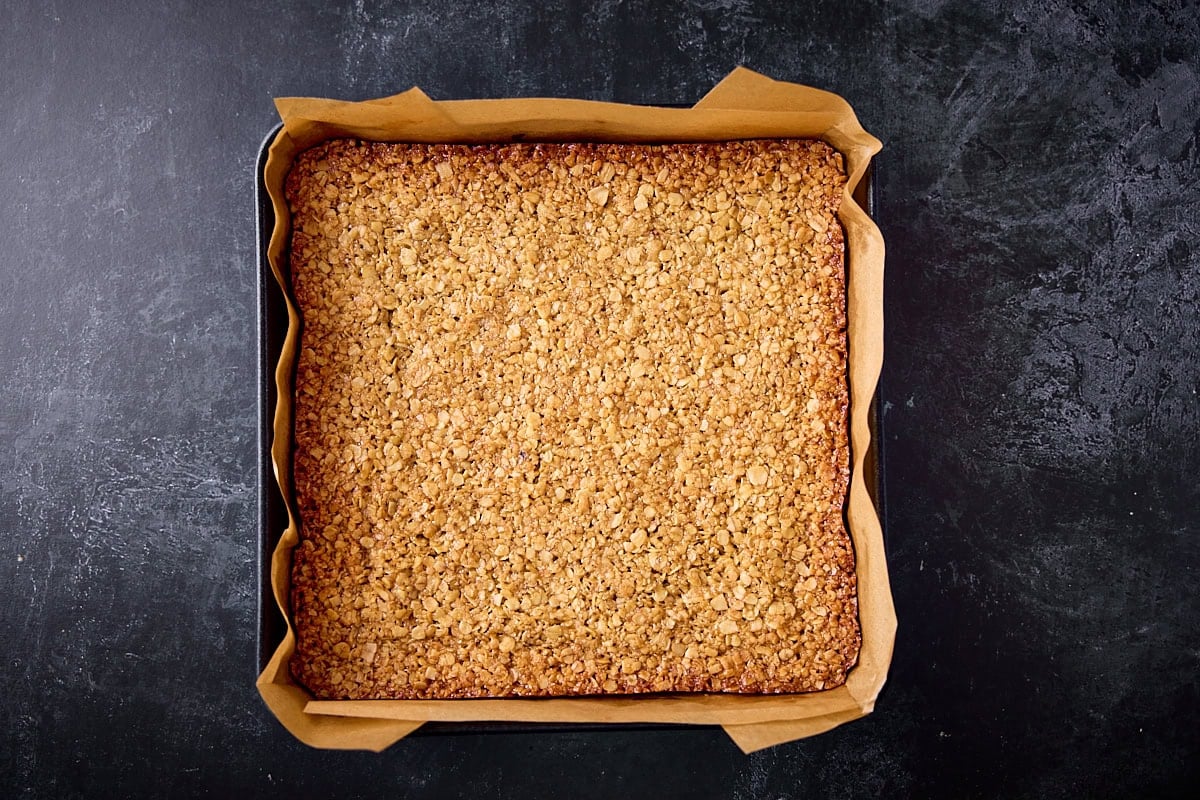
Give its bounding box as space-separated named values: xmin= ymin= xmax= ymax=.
xmin=256 ymin=67 xmax=895 ymax=754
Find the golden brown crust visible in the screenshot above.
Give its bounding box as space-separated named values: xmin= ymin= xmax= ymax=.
xmin=286 ymin=139 xmax=858 ymax=699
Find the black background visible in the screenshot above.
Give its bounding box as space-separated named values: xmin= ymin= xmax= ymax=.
xmin=2 ymin=1 xmax=1198 ymax=797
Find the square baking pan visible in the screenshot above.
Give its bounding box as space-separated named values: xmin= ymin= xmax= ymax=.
xmin=255 ymin=120 xmax=885 ymax=735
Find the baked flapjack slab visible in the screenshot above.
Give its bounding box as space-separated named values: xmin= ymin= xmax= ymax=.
xmin=286 ymin=139 xmax=858 ymax=699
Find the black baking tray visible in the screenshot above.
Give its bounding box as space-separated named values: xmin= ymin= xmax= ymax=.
xmin=255 ymin=121 xmax=885 ymax=736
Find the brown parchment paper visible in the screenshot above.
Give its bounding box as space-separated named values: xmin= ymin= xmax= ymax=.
xmin=257 ymin=67 xmax=895 ymax=755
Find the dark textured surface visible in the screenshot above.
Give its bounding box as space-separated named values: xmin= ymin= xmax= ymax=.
xmin=1 ymin=0 xmax=1197 ymax=797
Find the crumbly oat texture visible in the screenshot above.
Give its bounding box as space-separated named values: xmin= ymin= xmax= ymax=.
xmin=286 ymin=138 xmax=859 ymax=699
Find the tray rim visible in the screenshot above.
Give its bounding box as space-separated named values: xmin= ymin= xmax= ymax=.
xmin=255 ymin=122 xmax=884 ymax=736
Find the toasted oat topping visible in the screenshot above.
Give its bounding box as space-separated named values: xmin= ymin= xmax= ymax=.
xmin=286 ymin=139 xmax=858 ymax=698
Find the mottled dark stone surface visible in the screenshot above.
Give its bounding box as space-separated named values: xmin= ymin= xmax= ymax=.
xmin=1 ymin=1 xmax=1197 ymax=797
